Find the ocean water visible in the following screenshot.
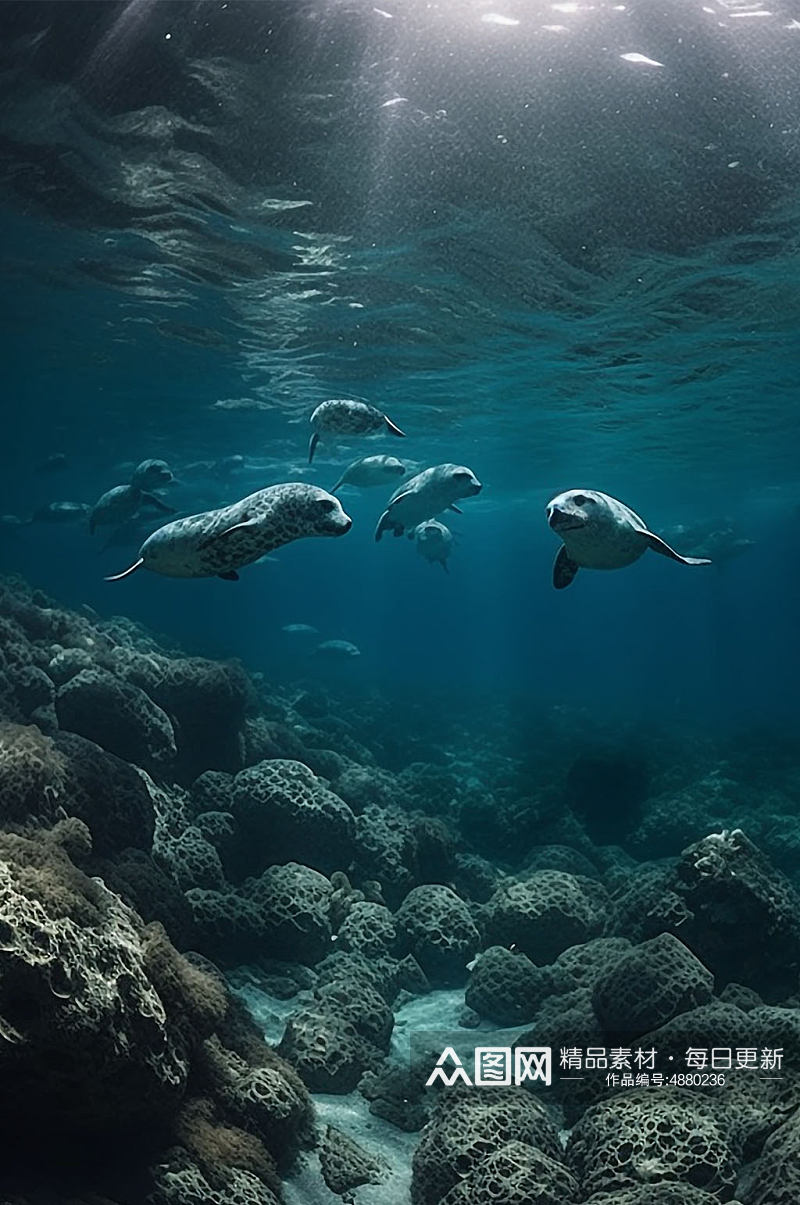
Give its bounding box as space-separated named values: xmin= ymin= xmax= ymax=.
xmin=1 ymin=1 xmax=800 ymax=1203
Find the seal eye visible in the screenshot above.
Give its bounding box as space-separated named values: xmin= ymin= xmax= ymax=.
xmin=573 ymin=494 xmax=590 ymax=506
xmin=319 ymin=498 xmax=337 ymax=513
xmin=453 ymin=470 xmax=471 ymax=480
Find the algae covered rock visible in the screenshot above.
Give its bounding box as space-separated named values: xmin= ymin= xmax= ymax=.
xmin=566 ymin=1087 xmax=737 ymax=1198
xmin=55 ymin=667 xmax=177 ymax=769
xmin=675 ymin=828 xmax=800 ymax=998
xmin=411 ymin=1088 xmax=564 ymax=1205
xmin=319 ymin=1124 xmax=387 ymax=1198
xmin=465 ymin=944 xmax=566 ymax=1025
xmin=591 ymin=932 xmax=714 ymax=1037
xmin=230 ymin=759 xmax=356 ymax=877
xmin=394 ymin=884 xmax=479 ymax=985
xmin=0 ymin=828 xmax=190 ymax=1136
xmin=484 ymin=869 xmax=612 ymax=963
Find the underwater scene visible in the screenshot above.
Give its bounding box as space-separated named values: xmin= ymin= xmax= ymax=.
xmin=1 ymin=0 xmax=800 ymax=1202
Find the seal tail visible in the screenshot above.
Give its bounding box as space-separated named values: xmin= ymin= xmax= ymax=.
xmin=105 ymin=558 xmax=144 ymax=582
xmin=384 ymin=415 xmax=406 ymax=438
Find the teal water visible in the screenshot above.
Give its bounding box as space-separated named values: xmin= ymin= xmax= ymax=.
xmin=1 ymin=0 xmax=799 ymax=720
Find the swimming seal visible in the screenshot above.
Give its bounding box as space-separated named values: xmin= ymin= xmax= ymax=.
xmin=546 ymin=489 xmax=712 ymax=589
xmin=106 ymin=483 xmax=352 ymax=582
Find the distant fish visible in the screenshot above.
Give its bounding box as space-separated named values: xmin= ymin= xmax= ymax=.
xmin=312 ymin=640 xmax=361 ymax=658
xmin=31 ymin=501 xmax=91 ymax=524
xmin=414 ymin=518 xmax=454 ymax=573
xmin=35 ymin=453 xmax=69 ymax=474
xmin=282 ymin=623 xmax=320 ymax=635
xmin=308 ymin=399 xmax=405 ymax=463
xmin=331 ymin=454 xmax=407 ymax=493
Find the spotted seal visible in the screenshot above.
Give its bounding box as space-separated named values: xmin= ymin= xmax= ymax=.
xmin=106 ymin=483 xmax=352 ymax=581
xmin=546 ymin=489 xmax=712 ymax=589
xmin=331 ymin=454 xmax=407 ymax=493
xmin=375 ymin=464 xmax=481 ymax=541
xmin=130 ymin=459 xmax=174 ymax=489
xmin=89 ymin=485 xmax=175 ymax=534
xmin=308 ymin=399 xmax=405 ymax=463
xmin=414 ymin=519 xmax=454 ymax=573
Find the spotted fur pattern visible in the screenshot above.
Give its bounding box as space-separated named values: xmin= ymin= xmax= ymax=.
xmin=311 ymin=399 xmax=389 ymax=436
xmin=126 ymin=484 xmax=351 ymax=579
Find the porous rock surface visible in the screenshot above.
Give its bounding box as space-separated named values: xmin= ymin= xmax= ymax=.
xmin=411 ymin=1088 xmax=564 ymax=1205
xmin=591 ymin=932 xmax=714 ymax=1036
xmin=566 ymin=1088 xmax=738 ymax=1198
xmin=483 ymin=870 xmax=612 ymax=962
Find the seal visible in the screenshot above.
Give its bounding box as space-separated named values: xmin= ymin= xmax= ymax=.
xmin=312 ymin=640 xmax=361 ymax=658
xmin=414 ymin=519 xmax=454 ymax=573
xmin=31 ymin=501 xmax=91 ymax=524
xmin=375 ymin=464 xmax=481 ymax=541
xmin=89 ymin=485 xmax=175 ymax=534
xmin=331 ymin=454 xmax=407 ymax=493
xmin=661 ymin=519 xmax=755 ymax=566
xmin=106 ymin=483 xmax=352 ymax=582
xmin=130 ymin=459 xmax=174 ymax=489
xmin=546 ymin=489 xmax=712 ymax=589
xmin=308 ymin=399 xmax=405 ymax=463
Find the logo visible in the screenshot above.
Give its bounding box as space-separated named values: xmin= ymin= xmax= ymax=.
xmin=425 ymin=1046 xmax=552 ymax=1088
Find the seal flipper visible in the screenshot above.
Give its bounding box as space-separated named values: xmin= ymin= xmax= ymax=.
xmin=105 ymin=558 xmax=144 ymax=582
xmin=642 ymin=532 xmax=712 ymax=566
xmin=383 ymin=415 xmax=406 ymax=438
xmin=139 ymin=491 xmax=176 ymax=515
xmin=308 ymin=432 xmax=320 ymax=463
xmin=218 ymin=570 xmax=239 ymax=581
xmin=553 ymin=546 xmax=579 ymax=589
xmin=375 ymin=509 xmax=403 ymax=541
xmin=448 ymin=504 xmax=463 ymax=514
xmin=197 ymin=518 xmax=257 ymax=552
